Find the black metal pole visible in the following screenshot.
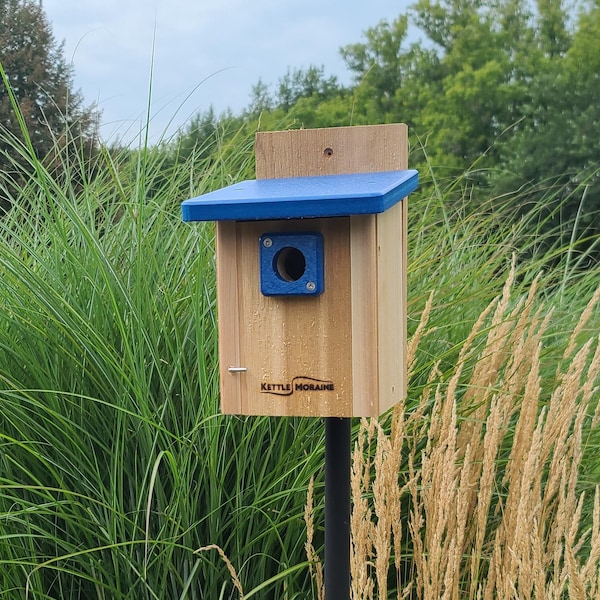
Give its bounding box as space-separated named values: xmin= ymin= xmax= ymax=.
xmin=325 ymin=417 xmax=351 ymax=599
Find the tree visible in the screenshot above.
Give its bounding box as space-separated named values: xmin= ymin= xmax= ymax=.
xmin=276 ymin=65 xmax=342 ymax=111
xmin=246 ymin=78 xmax=273 ymax=117
xmin=341 ymin=16 xmax=411 ymax=120
xmin=332 ymin=0 xmax=599 ymax=261
xmin=407 ymin=0 xmax=541 ymax=172
xmin=493 ymin=2 xmax=600 ymax=257
xmin=0 ymin=0 xmax=98 ymax=206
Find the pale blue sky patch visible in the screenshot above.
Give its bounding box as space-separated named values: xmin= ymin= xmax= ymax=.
xmin=42 ymin=0 xmax=410 ymax=143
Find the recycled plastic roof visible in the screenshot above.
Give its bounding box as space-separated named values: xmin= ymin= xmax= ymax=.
xmin=181 ymin=169 xmax=418 ymax=222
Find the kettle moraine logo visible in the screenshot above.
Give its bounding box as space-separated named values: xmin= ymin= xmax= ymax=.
xmin=260 ymin=376 xmax=335 ymax=396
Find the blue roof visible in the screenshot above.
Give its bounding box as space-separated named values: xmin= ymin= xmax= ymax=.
xmin=181 ymin=170 xmax=418 ymax=222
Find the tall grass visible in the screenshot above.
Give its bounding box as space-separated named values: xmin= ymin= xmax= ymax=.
xmin=0 ymin=104 xmax=598 ymax=598
xmin=344 ymin=267 xmax=600 ymax=599
xmin=335 ymin=167 xmax=600 ymax=599
xmin=0 ymin=114 xmax=319 ymax=597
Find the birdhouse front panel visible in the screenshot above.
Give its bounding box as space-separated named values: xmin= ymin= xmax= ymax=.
xmin=217 ymin=216 xmax=354 ymax=416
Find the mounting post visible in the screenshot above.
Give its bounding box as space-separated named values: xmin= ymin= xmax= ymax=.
xmin=325 ymin=417 xmax=351 ymax=599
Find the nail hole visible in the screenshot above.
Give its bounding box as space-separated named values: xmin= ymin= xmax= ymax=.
xmin=323 ymin=147 xmax=334 ymax=158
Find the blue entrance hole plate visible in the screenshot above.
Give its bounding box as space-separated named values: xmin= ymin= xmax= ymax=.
xmin=260 ymin=232 xmax=324 ymax=296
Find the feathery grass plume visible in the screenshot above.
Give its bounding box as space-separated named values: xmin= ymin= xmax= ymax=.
xmin=351 ymin=419 xmax=376 ymax=600
xmin=345 ymin=263 xmax=600 ymax=599
xmin=195 ymin=545 xmax=244 ymax=598
xmin=305 ymin=476 xmax=324 ymax=600
xmin=389 ymin=407 xmax=409 ymax=597
xmin=410 ymin=372 xmax=474 ymax=600
xmin=588 ymin=339 xmax=600 ymax=428
xmin=562 ymin=285 xmax=600 ymax=361
xmin=483 ymin=324 xmax=600 ymax=598
xmin=389 ymin=289 xmax=434 ymax=597
xmin=581 ymin=488 xmax=600 ymax=597
xmin=406 ymin=290 xmax=436 ymax=382
xmin=372 ymin=422 xmax=393 ymax=599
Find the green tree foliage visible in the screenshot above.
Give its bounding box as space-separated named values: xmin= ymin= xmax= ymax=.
xmin=340 ymin=17 xmax=410 ymax=119
xmin=276 ymin=65 xmax=341 ymax=111
xmin=173 ymin=0 xmax=599 ymax=258
xmin=336 ymin=0 xmax=599 ymax=256
xmin=247 ymin=78 xmax=273 ymax=116
xmin=494 ymin=2 xmax=600 ymax=255
xmin=344 ymin=0 xmax=540 ymax=171
xmin=0 ymin=0 xmax=98 ymax=208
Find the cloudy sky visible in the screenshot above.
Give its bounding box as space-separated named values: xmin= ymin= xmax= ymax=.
xmin=42 ymin=0 xmax=408 ymax=144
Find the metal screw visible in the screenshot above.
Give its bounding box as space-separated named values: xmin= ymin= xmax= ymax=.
xmin=306 ymin=281 xmax=316 ymax=292
xmin=262 ymin=237 xmax=272 ymax=248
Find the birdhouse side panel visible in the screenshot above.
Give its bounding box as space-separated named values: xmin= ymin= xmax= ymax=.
xmin=376 ymin=198 xmax=408 ymax=414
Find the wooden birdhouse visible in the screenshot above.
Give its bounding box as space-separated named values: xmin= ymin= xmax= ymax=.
xmin=181 ymin=124 xmax=417 ymax=417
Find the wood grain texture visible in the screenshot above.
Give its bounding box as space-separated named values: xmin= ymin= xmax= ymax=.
xmin=255 ymin=124 xmax=409 ymax=178
xmin=236 ymin=218 xmax=352 ymax=416
xmin=216 ymin=124 xmax=409 ymax=416
xmin=215 ymin=221 xmax=243 ymax=413
xmin=376 ymin=198 xmax=408 ymax=413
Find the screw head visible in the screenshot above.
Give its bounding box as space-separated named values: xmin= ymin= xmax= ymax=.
xmin=306 ymin=281 xmax=316 ymax=292
xmin=262 ymin=237 xmax=272 ymax=248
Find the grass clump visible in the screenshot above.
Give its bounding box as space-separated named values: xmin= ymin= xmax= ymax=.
xmin=343 ymin=253 xmax=600 ymax=598
xmin=0 ymin=118 xmax=320 ymax=598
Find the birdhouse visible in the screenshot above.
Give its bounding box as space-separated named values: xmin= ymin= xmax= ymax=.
xmin=181 ymin=124 xmax=417 ymax=417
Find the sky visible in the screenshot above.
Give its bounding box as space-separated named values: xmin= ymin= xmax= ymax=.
xmin=42 ymin=0 xmax=409 ymax=144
